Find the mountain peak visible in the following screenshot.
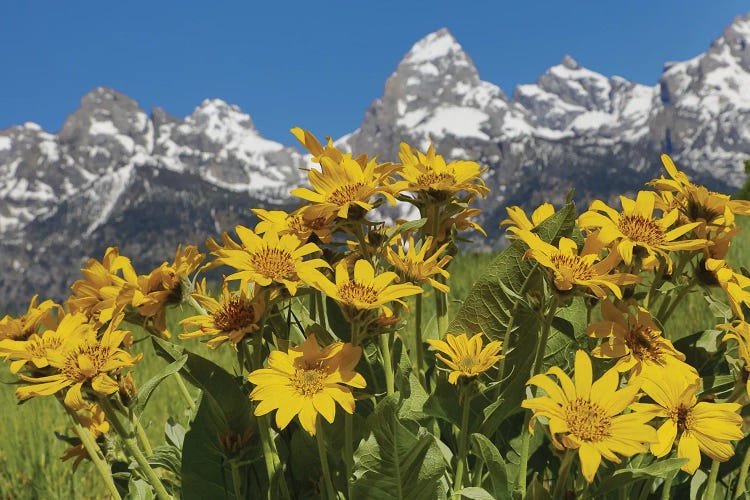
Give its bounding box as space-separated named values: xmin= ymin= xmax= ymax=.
xmin=560 ymin=55 xmax=580 ymax=70
xmin=187 ymin=99 xmax=256 ymax=131
xmin=402 ymin=28 xmax=464 ymax=65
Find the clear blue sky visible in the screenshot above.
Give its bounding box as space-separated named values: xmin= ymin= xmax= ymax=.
xmin=1 ymin=0 xmax=746 ymax=145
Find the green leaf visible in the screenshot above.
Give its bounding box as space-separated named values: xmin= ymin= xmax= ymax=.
xmin=525 ymin=475 xmax=552 ymax=500
xmin=448 ymin=203 xmax=578 ymax=429
xmin=470 ymin=434 xmax=511 ymax=500
xmin=593 ymin=458 xmax=688 ymax=496
xmin=352 ymin=396 xmax=447 ymax=499
xmin=326 ymin=296 xmax=351 ymax=342
xmin=133 ymin=354 xmax=188 ymax=415
xmin=151 ymin=337 xmax=253 ymax=500
xmin=456 ymin=487 xmax=495 ymax=499
xmin=127 ymin=477 xmax=155 ymax=500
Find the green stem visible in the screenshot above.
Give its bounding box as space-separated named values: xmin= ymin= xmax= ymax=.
xmin=316 ymin=292 xmax=328 ymax=331
xmin=230 ymin=461 xmax=243 ymax=500
xmin=661 ymin=471 xmax=676 ymax=500
xmin=186 ymin=294 xmax=208 ymax=316
xmin=516 ymin=295 xmax=560 ymax=498
xmin=645 ymin=264 xmax=666 ymax=310
xmin=99 ymin=398 xmax=171 ymax=500
xmin=657 ymin=276 xmax=697 ymax=325
xmin=453 ymin=387 xmax=474 ymax=496
xmin=61 ymin=402 xmax=122 ymax=500
xmin=415 ymin=293 xmax=426 ymax=389
xmin=134 ymin=419 xmax=154 ymax=456
xmin=173 ymin=372 xmax=196 ymax=413
xmin=705 ymin=459 xmax=720 ymax=500
xmin=734 ymin=443 xmax=750 ymax=499
xmin=435 ymin=286 xmax=449 ymax=338
xmin=316 ymin=417 xmax=337 ymax=500
xmin=345 ymin=412 xmax=354 ymax=497
xmin=552 ymin=449 xmax=576 ymax=500
xmin=380 ymin=333 xmax=395 ymax=396
xmin=638 ymin=478 xmax=655 ymax=500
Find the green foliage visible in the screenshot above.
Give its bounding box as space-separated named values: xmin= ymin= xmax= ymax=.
xmin=351 ymin=396 xmax=447 ymax=499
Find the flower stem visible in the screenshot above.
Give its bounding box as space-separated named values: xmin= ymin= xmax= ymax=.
xmin=316 ymin=417 xmax=337 ymax=500
xmin=173 ymin=371 xmax=196 ymax=413
xmin=657 ymin=275 xmax=697 ymax=325
xmin=734 ymin=443 xmax=750 ymax=499
xmin=516 ymin=295 xmax=559 ymax=498
xmin=415 ymin=293 xmax=427 ymax=389
xmin=134 ymin=418 xmax=154 ymax=456
xmin=99 ymin=397 xmax=171 ymax=500
xmin=552 ymin=449 xmax=576 ymax=500
xmin=344 ymin=412 xmax=354 ymax=497
xmin=61 ymin=402 xmax=122 ymax=500
xmin=380 ymin=333 xmax=395 ymax=396
xmin=705 ymin=459 xmax=720 ymax=500
xmin=453 ymin=387 xmax=474 ymax=497
xmin=230 ymin=461 xmax=243 ymax=500
xmin=661 ymin=471 xmax=676 ymax=500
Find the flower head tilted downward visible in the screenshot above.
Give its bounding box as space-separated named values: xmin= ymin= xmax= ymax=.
xmin=427 ymin=332 xmax=503 ymax=385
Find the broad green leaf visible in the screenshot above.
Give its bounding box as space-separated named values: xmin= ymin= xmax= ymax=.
xmin=352 ymin=396 xmax=447 ymax=499
xmin=525 ymin=475 xmax=552 ymax=500
xmin=470 ymin=433 xmax=511 ymax=500
xmin=456 ymin=487 xmax=495 ymax=499
xmin=127 ymin=477 xmax=155 ymax=500
xmin=593 ymin=458 xmax=688 ymax=496
xmin=133 ymin=354 xmax=188 ymax=415
xmin=151 ymin=337 xmax=253 ymax=500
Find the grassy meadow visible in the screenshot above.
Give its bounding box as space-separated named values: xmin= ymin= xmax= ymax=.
xmin=0 ymin=219 xmax=747 ymax=499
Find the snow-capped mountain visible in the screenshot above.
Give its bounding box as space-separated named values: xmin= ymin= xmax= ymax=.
xmin=2 ymin=14 xmax=750 ymax=308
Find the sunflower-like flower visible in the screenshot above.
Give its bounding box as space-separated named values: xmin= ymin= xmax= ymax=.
xmin=180 ymin=281 xmax=265 ymax=348
xmin=290 ymin=128 xmax=398 ymax=220
xmin=426 ymin=332 xmax=503 ymax=385
xmin=578 ymin=190 xmax=707 ymax=272
xmin=719 ymin=320 xmax=750 ymax=397
xmin=0 ymin=313 xmax=84 ymax=374
xmin=209 ymin=227 xmax=328 ymax=296
xmin=501 ymin=203 xmax=555 ymax=235
xmin=516 ymin=230 xmax=639 ymax=299
xmin=649 ymin=154 xmax=750 ymax=236
xmin=16 ymin=312 xmax=142 ymax=409
xmin=632 ymin=378 xmax=743 ymax=474
xmin=0 ymin=295 xmax=61 ymax=342
xmin=398 ymin=142 xmax=489 ymax=200
xmin=129 ymin=244 xmax=205 ymax=335
xmin=386 ymin=235 xmax=452 ymax=293
xmin=436 ymin=207 xmax=487 ymax=242
xmin=252 ymin=208 xmax=334 ymax=243
xmin=311 ymin=259 xmax=423 ymax=318
xmin=67 ymin=247 xmax=139 ymax=326
xmin=586 ymin=300 xmax=697 ymax=383
xmin=248 ymin=334 xmax=366 ymax=435
xmin=703 ymin=258 xmax=750 ymax=319
xmin=522 ymin=350 xmax=657 ymax=483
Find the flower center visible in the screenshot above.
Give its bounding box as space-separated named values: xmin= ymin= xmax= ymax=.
xmin=458 ymin=355 xmax=480 ymax=373
xmin=328 ymin=182 xmax=366 ymax=206
xmin=62 ymin=343 xmax=111 ymax=382
xmin=550 ymin=253 xmax=594 ymax=280
xmin=564 ymin=397 xmax=611 ymax=442
xmin=338 ymin=282 xmax=379 ymax=305
xmin=625 ymin=325 xmax=663 ymax=362
xmin=249 ymin=247 xmax=295 ymax=280
xmin=686 ymin=196 xmax=722 ymax=224
xmin=213 ymin=296 xmax=257 ymax=332
xmin=416 ymin=171 xmax=455 ymax=187
xmin=291 ymin=367 xmax=326 ymax=397
xmin=671 ymin=404 xmax=695 ymax=433
xmin=617 ymin=215 xmax=666 ymax=246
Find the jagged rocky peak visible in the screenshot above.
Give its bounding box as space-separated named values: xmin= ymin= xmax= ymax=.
xmin=58 ymin=87 xmax=154 ymax=166
xmin=186 ymin=98 xmax=257 ymax=137
xmin=714 ymin=13 xmax=750 ymax=69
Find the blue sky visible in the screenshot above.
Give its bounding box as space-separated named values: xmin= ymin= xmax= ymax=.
xmin=1 ymin=1 xmax=746 ymax=145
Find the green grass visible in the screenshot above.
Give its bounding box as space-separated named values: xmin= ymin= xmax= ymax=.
xmin=1 ymin=220 xmax=748 ymax=498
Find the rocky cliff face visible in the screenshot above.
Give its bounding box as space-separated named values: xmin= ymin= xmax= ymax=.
xmin=2 ymin=14 xmax=749 ymax=309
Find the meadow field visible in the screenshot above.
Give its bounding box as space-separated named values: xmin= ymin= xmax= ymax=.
xmin=0 ymin=218 xmax=746 ymax=499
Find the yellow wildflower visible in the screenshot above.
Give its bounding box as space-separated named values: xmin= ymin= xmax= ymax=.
xmin=522 ymin=350 xmax=657 ymax=483
xmin=719 ymin=320 xmax=750 ymax=397
xmin=252 ymin=207 xmax=333 ymax=243
xmin=386 ymin=235 xmax=452 ymax=293
xmin=633 ymin=378 xmax=743 ymax=474
xmin=501 ymin=203 xmax=555 ymax=235
xmin=578 ymin=190 xmax=707 ymax=272
xmin=516 ymin=230 xmax=639 ymax=299
xmin=704 ymin=258 xmax=750 ymax=319
xmin=0 ymin=295 xmax=61 ymax=342
xmin=586 ymin=300 xmax=697 ymax=383
xmin=426 ymin=333 xmax=503 ymax=385
xmin=248 ymin=334 xmax=366 ymax=435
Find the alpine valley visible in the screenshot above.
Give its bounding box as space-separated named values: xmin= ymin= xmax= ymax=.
xmin=2 ymin=14 xmax=749 ymax=308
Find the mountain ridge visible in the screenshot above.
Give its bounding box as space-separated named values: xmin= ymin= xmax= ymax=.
xmin=1 ymin=13 xmax=749 ymax=308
